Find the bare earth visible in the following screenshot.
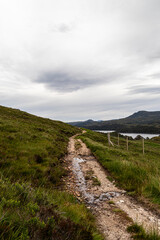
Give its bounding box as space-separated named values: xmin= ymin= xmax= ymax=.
xmin=64 ymin=134 xmax=160 ymax=240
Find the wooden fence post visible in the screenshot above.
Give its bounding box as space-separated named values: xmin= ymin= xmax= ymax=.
xmin=108 ymin=132 xmax=114 ymax=147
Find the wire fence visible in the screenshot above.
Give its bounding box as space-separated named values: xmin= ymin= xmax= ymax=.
xmin=107 ymin=132 xmax=145 ymax=155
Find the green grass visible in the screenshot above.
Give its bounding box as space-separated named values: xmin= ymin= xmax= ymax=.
xmin=127 ymin=223 xmax=160 ymax=240
xmin=78 ymin=130 xmax=160 ymax=205
xmin=75 ymin=139 xmax=82 ymax=151
xmin=85 ymin=170 xmax=101 ymax=186
xmin=0 ymin=106 xmax=103 ymax=240
xmin=0 ymin=177 xmax=103 ymax=240
xmin=92 ymin=177 xmax=101 ymax=186
xmin=0 ymin=106 xmax=79 ymax=186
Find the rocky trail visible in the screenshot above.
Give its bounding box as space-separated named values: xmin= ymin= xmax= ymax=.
xmin=64 ymin=134 xmax=160 ymax=239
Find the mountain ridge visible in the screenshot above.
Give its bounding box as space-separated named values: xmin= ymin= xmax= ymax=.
xmin=69 ymin=111 xmax=160 ymax=134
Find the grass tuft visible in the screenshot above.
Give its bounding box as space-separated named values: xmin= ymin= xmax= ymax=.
xmin=127 ymin=223 xmax=160 ymax=240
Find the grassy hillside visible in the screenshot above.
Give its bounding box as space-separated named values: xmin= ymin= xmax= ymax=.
xmin=78 ymin=130 xmax=160 ymax=206
xmin=0 ymin=106 xmax=103 ymax=240
xmin=70 ymin=111 xmax=160 ymax=133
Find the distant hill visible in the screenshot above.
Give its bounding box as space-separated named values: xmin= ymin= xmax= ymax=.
xmin=69 ymin=111 xmax=160 ymax=134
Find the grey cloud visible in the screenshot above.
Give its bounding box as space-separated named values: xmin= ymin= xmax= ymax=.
xmin=51 ymin=23 xmax=74 ymax=33
xmin=147 ymin=52 xmax=160 ymax=61
xmin=36 ymin=71 xmax=96 ymax=92
xmin=58 ymin=23 xmax=71 ymax=32
xmin=149 ymin=73 xmax=160 ymax=79
xmin=128 ymin=85 xmax=160 ymax=95
xmin=35 ymin=70 xmax=125 ymax=92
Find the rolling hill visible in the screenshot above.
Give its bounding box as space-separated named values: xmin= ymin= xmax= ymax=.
xmin=69 ymin=111 xmax=160 ymax=134
xmin=0 ymin=105 xmax=102 ymax=240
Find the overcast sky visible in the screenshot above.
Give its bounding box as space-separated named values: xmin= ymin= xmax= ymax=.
xmin=0 ymin=0 xmax=160 ymax=121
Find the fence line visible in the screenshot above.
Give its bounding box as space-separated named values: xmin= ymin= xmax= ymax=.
xmin=107 ymin=132 xmax=145 ymax=155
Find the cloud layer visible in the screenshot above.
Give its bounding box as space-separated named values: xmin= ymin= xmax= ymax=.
xmin=0 ymin=0 xmax=160 ymax=121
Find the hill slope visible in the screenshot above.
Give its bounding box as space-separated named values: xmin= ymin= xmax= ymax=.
xmin=0 ymin=105 xmax=102 ymax=240
xmin=69 ymin=111 xmax=160 ymax=133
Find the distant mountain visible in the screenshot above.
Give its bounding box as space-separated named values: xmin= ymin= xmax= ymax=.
xmin=69 ymin=111 xmax=160 ymax=134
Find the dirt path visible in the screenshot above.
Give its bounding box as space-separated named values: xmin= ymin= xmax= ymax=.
xmin=64 ymin=135 xmax=160 ymax=240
